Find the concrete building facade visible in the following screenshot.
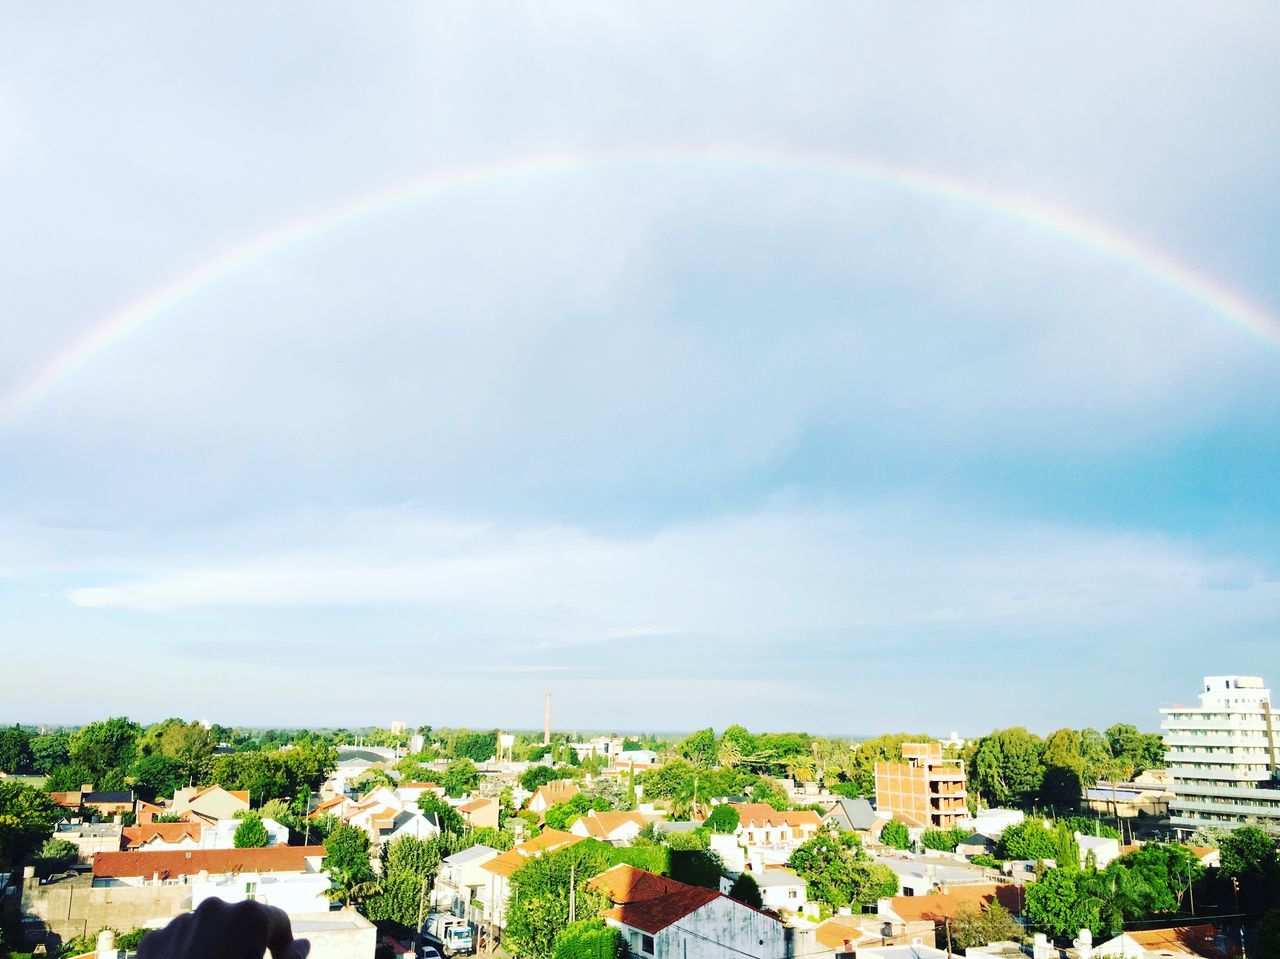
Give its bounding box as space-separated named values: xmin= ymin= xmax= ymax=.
xmin=1161 ymin=675 xmax=1280 ymax=834
xmin=874 ymin=743 xmax=967 ymax=830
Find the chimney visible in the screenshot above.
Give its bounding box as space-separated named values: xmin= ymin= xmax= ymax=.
xmin=544 ymin=692 xmax=552 ymax=747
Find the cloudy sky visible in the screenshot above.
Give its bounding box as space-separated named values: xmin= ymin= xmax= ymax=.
xmin=1 ymin=3 xmax=1278 ymax=734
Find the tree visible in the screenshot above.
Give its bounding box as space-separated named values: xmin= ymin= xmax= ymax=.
xmin=441 ymin=759 xmax=479 ymax=798
xmin=324 ymin=825 xmax=375 ymax=906
xmin=675 ymin=728 xmax=717 ymax=767
xmin=451 ymin=731 xmax=498 ymax=763
xmin=552 ymin=919 xmax=624 ymax=959
xmin=1078 ymin=728 xmax=1113 ymax=786
xmin=545 ymin=794 xmax=611 ymax=832
xmin=364 ymin=834 xmax=456 ymax=925
xmin=419 ymin=794 xmax=464 ymax=834
xmin=505 ymin=841 xmax=614 ymax=959
xmin=69 ymin=717 xmax=141 ymax=783
xmin=1040 ymin=766 xmax=1083 ymax=811
xmin=0 ymin=780 xmax=62 ymax=866
xmin=1218 ymin=826 xmax=1277 ymax=878
xmin=1024 ymin=868 xmax=1101 ymax=939
xmin=950 ymin=901 xmax=1023 ymax=950
xmin=38 ymin=837 xmax=80 ymax=871
xmin=881 ymin=819 xmax=911 ymax=850
xmin=847 ymin=734 xmax=929 ymax=795
xmin=0 ymin=726 xmax=33 ymax=773
xmin=130 ymin=753 xmax=186 ymax=802
xmin=1107 ymin=843 xmax=1202 ymax=917
xmin=788 ymin=832 xmax=863 ymax=909
xmin=234 ymin=814 xmax=270 ymax=848
xmin=521 ymin=765 xmax=563 ymax=793
xmin=996 ymin=820 xmax=1056 ymax=861
xmin=921 ymin=827 xmax=968 ymax=853
xmin=972 ymin=728 xmax=1045 ymax=808
xmin=728 ymin=872 xmax=763 ymax=908
xmin=705 ymin=805 xmax=740 ymax=834
xmin=1257 ymin=907 xmax=1280 ymax=959
xmin=30 ymin=733 xmax=71 ymax=774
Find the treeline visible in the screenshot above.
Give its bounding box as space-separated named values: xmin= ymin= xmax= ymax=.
xmin=0 ymin=718 xmax=336 ymax=808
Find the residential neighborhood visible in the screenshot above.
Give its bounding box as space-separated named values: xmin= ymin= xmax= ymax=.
xmin=1 ymin=675 xmax=1278 ymax=958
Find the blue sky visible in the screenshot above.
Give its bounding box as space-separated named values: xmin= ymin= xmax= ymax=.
xmin=1 ymin=3 xmax=1278 ymax=733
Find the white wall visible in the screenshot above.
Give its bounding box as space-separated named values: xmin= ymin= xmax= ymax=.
xmin=192 ymin=871 xmax=331 ymax=915
xmin=615 ymin=896 xmax=787 ymax=959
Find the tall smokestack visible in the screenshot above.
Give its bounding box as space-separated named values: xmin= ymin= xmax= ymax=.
xmin=544 ymin=691 xmax=552 ymax=746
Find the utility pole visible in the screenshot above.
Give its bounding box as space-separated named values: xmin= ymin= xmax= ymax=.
xmin=569 ymin=859 xmax=577 ymax=923
xmin=944 ymin=918 xmax=953 ymax=958
xmin=415 ymin=875 xmax=430 ymax=952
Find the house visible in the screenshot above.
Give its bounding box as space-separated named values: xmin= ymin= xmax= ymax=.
xmin=347 ymin=801 xmax=440 ymax=846
xmin=569 ymin=810 xmax=648 ymax=845
xmin=823 ymin=797 xmax=886 ymax=839
xmin=812 ymin=915 xmax=937 ymax=957
xmin=457 ymin=797 xmax=499 ymax=830
xmin=121 ymin=821 xmax=204 ymax=850
xmin=49 ymin=786 xmax=136 ymax=819
xmin=750 ymin=869 xmax=807 ymax=912
xmin=49 ymin=822 xmax=123 ymax=864
xmin=432 ymin=845 xmax=501 ymax=920
xmin=957 ymin=809 xmax=1024 ymax=839
xmin=527 ymin=780 xmax=579 ymax=814
xmin=395 ymin=782 xmax=445 ymax=805
xmin=877 ymin=883 xmax=1024 ymax=929
xmin=872 ymin=857 xmax=993 ymax=896
xmin=309 ymin=795 xmax=357 ymax=820
xmin=711 ymin=803 xmax=824 ymax=872
xmin=589 ymin=864 xmax=788 ymax=959
xmin=1076 ymin=832 xmax=1121 ymax=869
xmin=955 ymin=832 xmax=997 ymax=857
xmin=170 ymin=785 xmax=252 ymax=823
xmin=92 ymin=846 xmax=330 ymax=915
xmin=1092 ymin=924 xmax=1242 ymax=959
xmin=856 ymin=944 xmax=948 ymax=959
xmin=732 ymin=803 xmax=823 ymax=844
xmin=480 ymin=829 xmax=584 ymax=931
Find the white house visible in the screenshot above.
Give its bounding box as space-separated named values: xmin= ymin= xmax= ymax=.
xmin=957 ymin=809 xmax=1024 ymax=839
xmin=432 ymin=845 xmax=500 ymax=920
xmin=750 ymin=869 xmax=807 ymax=912
xmin=569 ymin=810 xmax=648 ymax=846
xmin=1075 ymin=832 xmax=1121 ymax=869
xmin=479 ymin=829 xmax=584 ymax=931
xmin=590 ymin=865 xmax=787 ymax=959
xmin=711 ymin=803 xmax=824 ymax=873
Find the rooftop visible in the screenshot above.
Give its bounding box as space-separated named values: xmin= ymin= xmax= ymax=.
xmin=588 ymin=865 xmax=724 ymax=934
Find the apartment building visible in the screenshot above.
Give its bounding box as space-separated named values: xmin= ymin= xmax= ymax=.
xmin=1161 ymin=675 xmax=1280 ymax=834
xmin=874 ymin=743 xmax=967 ymax=830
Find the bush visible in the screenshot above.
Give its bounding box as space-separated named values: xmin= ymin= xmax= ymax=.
xmin=552 ymin=919 xmax=624 ymax=959
xmin=970 ymin=854 xmax=1002 ymax=869
xmin=921 ymin=827 xmax=968 ymax=852
xmin=233 ymin=815 xmax=270 ymax=848
xmin=880 ymin=819 xmax=911 ymax=850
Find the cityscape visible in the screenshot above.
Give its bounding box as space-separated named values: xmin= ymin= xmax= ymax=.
xmin=3 ymin=3 xmax=1279 ymax=959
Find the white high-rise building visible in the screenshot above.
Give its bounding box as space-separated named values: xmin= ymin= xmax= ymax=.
xmin=1160 ymin=675 xmax=1280 ymax=835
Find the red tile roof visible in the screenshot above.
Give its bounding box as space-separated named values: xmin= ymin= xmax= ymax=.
xmin=730 ymin=803 xmax=823 ymax=830
xmin=574 ymin=810 xmax=647 ymax=839
xmin=121 ymin=823 xmax=204 ymax=848
xmin=885 ymin=884 xmax=1023 ymax=924
xmin=529 ymin=781 xmax=579 ymax=808
xmin=93 ymin=845 xmax=327 ymax=879
xmin=480 ymin=829 xmax=583 ymax=878
xmin=588 ymin=865 xmax=727 ymax=934
xmin=1127 ymin=925 xmax=1241 ymax=959
xmin=458 ymin=798 xmax=494 ymax=813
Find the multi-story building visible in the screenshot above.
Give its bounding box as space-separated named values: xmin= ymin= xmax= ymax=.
xmin=1161 ymin=675 xmax=1280 ymax=834
xmin=874 ymin=742 xmax=967 ymax=830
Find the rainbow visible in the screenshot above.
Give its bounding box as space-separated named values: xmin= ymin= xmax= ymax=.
xmin=3 ymin=145 xmax=1277 ymax=426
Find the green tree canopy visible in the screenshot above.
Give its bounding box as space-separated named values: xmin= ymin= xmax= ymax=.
xmin=996 ymin=820 xmax=1057 ymax=861
xmin=419 ymin=794 xmax=464 ymax=834
xmin=950 ymin=900 xmax=1024 ymax=950
xmin=505 ymin=841 xmax=615 ymax=959
xmin=233 ymin=814 xmax=270 ymax=848
xmin=551 ymin=920 xmax=624 ymax=959
xmin=675 ymin=728 xmax=718 ymax=766
xmin=38 ymin=837 xmax=80 ymax=871
xmin=520 ymin=764 xmax=563 ymax=792
xmin=880 ymin=819 xmax=911 ymax=850
xmin=441 ymin=758 xmax=480 ymax=798
xmin=705 ymin=805 xmax=740 ymax=834
xmin=972 ymin=728 xmax=1045 ymax=808
xmin=0 ymin=780 xmax=62 ymax=867
xmin=324 ymin=824 xmax=375 ymax=906
xmin=69 ymin=717 xmax=142 ymax=784
xmin=0 ymin=726 xmax=33 ymax=773
xmin=30 ymin=732 xmax=71 ymax=774
xmin=728 ymin=872 xmax=763 ymax=908
xmin=787 ymin=831 xmax=892 ymax=910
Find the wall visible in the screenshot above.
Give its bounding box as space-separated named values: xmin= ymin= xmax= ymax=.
xmin=643 ymin=896 xmax=787 ymax=959
xmin=22 ymin=876 xmax=190 ymax=945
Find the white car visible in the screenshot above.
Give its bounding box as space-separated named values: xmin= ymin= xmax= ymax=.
xmin=421 ymin=948 xmax=443 ymax=959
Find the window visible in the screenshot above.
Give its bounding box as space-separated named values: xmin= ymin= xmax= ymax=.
xmin=641 ymin=934 xmax=655 ymax=954
xmin=245 ymin=881 xmax=258 ymax=901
